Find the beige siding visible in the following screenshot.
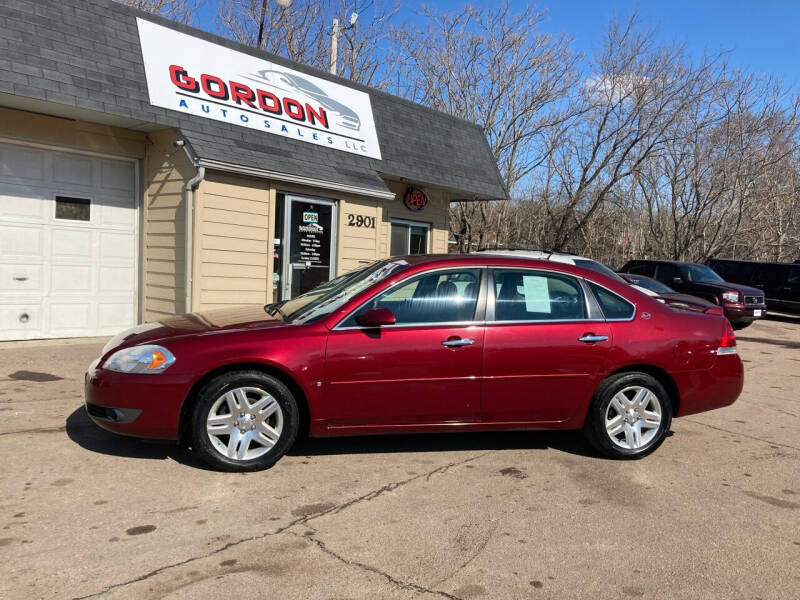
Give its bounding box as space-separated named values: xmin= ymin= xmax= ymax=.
xmin=380 ymin=180 xmax=450 ymax=256
xmin=336 ymin=196 xmax=381 ymax=273
xmin=142 ymin=129 xmax=193 ymax=321
xmin=193 ymin=172 xmax=271 ymax=311
xmin=0 ymin=107 xmax=146 ymax=158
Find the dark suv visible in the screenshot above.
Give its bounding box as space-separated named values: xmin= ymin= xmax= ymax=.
xmin=706 ymin=258 xmax=800 ymax=316
xmin=619 ymin=260 xmax=766 ymax=328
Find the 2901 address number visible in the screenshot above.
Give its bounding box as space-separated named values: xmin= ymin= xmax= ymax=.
xmin=347 ymin=214 xmax=376 ymax=228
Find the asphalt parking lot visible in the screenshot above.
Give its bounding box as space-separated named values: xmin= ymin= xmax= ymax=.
xmin=1 ymin=317 xmax=799 ymax=600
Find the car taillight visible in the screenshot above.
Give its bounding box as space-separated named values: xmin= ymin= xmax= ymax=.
xmin=717 ymin=320 xmax=737 ymax=355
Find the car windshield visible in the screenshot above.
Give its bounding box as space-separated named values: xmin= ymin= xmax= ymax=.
xmin=573 ymin=259 xmax=625 ymax=282
xmin=679 ymin=264 xmax=724 ymax=283
xmin=626 ymin=276 xmax=675 ymax=294
xmin=277 ymin=260 xmax=409 ymax=323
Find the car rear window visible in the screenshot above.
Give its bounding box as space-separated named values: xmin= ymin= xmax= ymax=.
xmin=493 ymin=270 xmax=586 ymax=321
xmin=588 ymin=283 xmax=635 ymax=320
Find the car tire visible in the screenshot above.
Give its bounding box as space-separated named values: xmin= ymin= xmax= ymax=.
xmin=190 ymin=370 xmax=299 ymax=472
xmin=732 ymin=321 xmax=751 ymax=330
xmin=583 ymin=372 xmax=672 ymax=460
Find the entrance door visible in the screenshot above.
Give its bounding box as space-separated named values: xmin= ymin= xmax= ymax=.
xmin=282 ymin=195 xmax=337 ymax=298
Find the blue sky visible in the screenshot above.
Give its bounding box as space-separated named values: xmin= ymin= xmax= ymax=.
xmin=194 ymin=0 xmax=800 ymax=85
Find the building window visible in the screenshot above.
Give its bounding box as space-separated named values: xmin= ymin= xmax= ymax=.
xmin=390 ymin=219 xmax=429 ymax=255
xmin=55 ymin=196 xmax=90 ymax=221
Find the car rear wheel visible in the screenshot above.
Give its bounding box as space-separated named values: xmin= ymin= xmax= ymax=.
xmin=190 ymin=371 xmax=299 ymax=472
xmin=583 ymin=372 xmax=672 ymax=459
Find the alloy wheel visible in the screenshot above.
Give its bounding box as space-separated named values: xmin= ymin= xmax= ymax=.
xmin=604 ymin=385 xmax=662 ymax=450
xmin=205 ymin=386 xmax=284 ymax=461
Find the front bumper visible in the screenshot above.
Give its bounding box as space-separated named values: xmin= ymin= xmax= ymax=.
xmin=723 ymin=304 xmax=767 ymax=323
xmin=84 ymin=361 xmax=190 ymax=440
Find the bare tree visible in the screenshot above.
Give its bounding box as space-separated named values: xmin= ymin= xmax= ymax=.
xmin=536 ymin=16 xmax=725 ymax=252
xmin=636 ymin=69 xmax=800 ymax=261
xmin=117 ymin=0 xmax=199 ymax=23
xmin=217 ymin=0 xmax=398 ymax=87
xmin=391 ymin=2 xmax=578 ymax=252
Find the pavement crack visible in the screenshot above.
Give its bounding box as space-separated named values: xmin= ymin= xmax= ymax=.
xmin=683 ymin=418 xmax=800 ymax=452
xmin=71 ymin=452 xmax=486 ymax=599
xmin=0 ymin=425 xmax=67 ymax=436
xmin=318 ymin=452 xmax=488 ymax=519
xmin=294 ymin=530 xmax=463 ymax=599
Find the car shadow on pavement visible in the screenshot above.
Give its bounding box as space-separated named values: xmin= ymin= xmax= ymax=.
xmin=64 ymin=407 xmax=210 ymax=470
xmin=66 ymin=406 xmax=602 ymax=466
xmin=290 ymin=429 xmax=600 ymax=459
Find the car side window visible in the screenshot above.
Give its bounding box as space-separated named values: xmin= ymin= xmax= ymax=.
xmin=588 ymin=283 xmax=635 ymax=320
xmin=655 ymin=264 xmax=679 ymax=285
xmin=627 ymin=263 xmax=655 ymax=277
xmin=492 ymin=270 xmax=586 ymax=322
xmin=787 ymin=267 xmax=800 ymax=285
xmin=343 ymin=268 xmax=481 ymax=326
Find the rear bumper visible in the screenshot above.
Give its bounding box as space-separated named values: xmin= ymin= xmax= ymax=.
xmin=674 ymin=354 xmax=744 ymax=417
xmin=84 ymin=363 xmax=190 ymax=440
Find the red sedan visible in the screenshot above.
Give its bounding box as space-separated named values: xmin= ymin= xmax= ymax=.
xmin=85 ymin=255 xmax=743 ymax=471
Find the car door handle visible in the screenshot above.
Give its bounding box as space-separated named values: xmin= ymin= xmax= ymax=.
xmin=442 ymin=338 xmax=475 ymax=347
xmin=578 ymin=334 xmax=608 ymax=343
xmin=13 ymin=276 xmax=28 ymax=281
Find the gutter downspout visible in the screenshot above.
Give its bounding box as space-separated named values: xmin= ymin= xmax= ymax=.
xmin=184 ymin=166 xmax=205 ymax=314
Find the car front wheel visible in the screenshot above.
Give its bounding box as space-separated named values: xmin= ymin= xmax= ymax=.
xmin=583 ymin=372 xmax=672 ymax=459
xmin=190 ymin=371 xmax=299 ymax=471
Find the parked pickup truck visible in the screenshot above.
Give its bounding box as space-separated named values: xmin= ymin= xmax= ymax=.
xmin=706 ymin=258 xmax=800 ymax=316
xmin=619 ymin=259 xmax=766 ymax=329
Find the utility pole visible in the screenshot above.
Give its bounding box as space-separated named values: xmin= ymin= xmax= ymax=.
xmin=330 ymin=18 xmax=339 ymax=74
xmin=257 ymin=0 xmax=268 ymax=49
xmin=330 ymin=12 xmax=358 ymax=76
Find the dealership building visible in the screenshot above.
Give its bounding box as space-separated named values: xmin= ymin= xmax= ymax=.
xmin=0 ymin=0 xmax=506 ymax=341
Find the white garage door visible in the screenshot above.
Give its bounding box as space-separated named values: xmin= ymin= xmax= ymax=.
xmin=0 ymin=143 xmax=137 ymax=341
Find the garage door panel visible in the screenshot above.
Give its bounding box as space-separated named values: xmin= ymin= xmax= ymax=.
xmin=49 ymin=302 xmax=91 ymax=332
xmin=0 ymin=146 xmax=45 ymax=181
xmin=0 ymin=264 xmax=44 ymax=293
xmin=100 ymin=231 xmax=135 ymax=261
xmin=51 ymin=228 xmax=92 ymax=259
xmin=0 ymin=184 xmax=48 ymax=221
xmin=98 ymin=302 xmax=134 ymax=330
xmin=98 ymin=266 xmax=134 ymax=293
xmin=101 ymin=161 xmax=135 ymax=192
xmin=51 ymin=265 xmax=91 ymax=293
xmin=52 ymin=154 xmax=93 ymax=188
xmin=100 ymin=201 xmax=136 ymax=227
xmin=0 ymin=224 xmax=44 ymax=258
xmin=0 ymin=304 xmax=41 ymax=337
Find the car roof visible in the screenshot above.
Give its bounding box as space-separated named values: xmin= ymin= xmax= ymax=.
xmin=389 ymin=254 xmax=624 ymax=284
xmin=619 ymin=272 xmax=659 ymax=282
xmin=628 ymin=259 xmax=704 ymax=267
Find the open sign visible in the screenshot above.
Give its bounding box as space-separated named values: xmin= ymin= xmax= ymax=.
xmin=403 ymin=187 xmax=428 ymax=212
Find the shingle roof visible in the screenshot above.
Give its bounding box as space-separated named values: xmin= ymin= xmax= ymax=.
xmin=0 ymin=0 xmax=508 ymax=201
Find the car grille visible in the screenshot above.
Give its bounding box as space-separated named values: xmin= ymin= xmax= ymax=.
xmin=744 ymin=295 xmax=764 ymax=305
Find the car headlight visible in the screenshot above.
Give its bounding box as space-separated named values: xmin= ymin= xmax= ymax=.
xmin=104 ymin=345 xmax=175 ymax=374
xmin=721 ymin=291 xmax=740 ymax=303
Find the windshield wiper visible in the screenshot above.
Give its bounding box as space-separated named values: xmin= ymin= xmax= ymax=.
xmin=264 ymin=301 xmax=288 ymax=321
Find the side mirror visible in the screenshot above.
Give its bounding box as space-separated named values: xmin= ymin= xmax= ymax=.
xmin=356 ymin=307 xmax=396 ymax=327
xmin=672 ymin=277 xmax=683 ymax=285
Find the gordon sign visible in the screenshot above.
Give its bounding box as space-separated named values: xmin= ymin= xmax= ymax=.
xmin=136 ymin=18 xmax=382 ymax=159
